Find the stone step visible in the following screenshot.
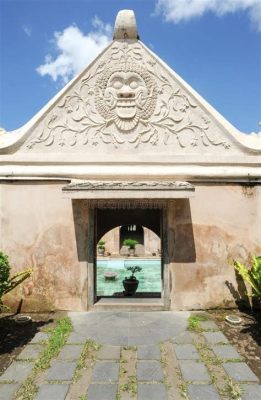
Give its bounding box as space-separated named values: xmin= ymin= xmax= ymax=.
xmin=92 ymin=298 xmax=165 ymax=311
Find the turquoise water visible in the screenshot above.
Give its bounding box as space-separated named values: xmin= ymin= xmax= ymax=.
xmin=97 ymin=259 xmax=161 ymax=296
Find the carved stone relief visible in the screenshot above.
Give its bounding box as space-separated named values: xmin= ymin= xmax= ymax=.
xmin=63 ymin=181 xmax=194 ymax=191
xmin=26 ymin=42 xmax=231 ymax=151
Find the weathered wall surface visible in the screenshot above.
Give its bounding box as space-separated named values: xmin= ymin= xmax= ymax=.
xmin=0 ymin=182 xmax=88 ymax=312
xmin=0 ymin=181 xmax=260 ymax=311
xmin=168 ymin=184 xmax=261 ymax=310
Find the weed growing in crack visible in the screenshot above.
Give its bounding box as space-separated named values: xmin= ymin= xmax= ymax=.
xmin=222 ymin=377 xmax=242 ymax=400
xmin=120 ymin=375 xmax=137 ymax=396
xmin=73 ymin=340 xmax=101 ymax=382
xmin=15 ymin=317 xmax=73 ymax=400
xmin=188 ymin=314 xmax=208 ymax=332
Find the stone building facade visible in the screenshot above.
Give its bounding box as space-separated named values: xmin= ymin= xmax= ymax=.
xmin=0 ymin=10 xmax=260 ymax=311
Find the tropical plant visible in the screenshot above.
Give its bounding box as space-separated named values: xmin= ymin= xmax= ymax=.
xmin=233 ymin=255 xmax=261 ymax=297
xmin=125 ymin=266 xmax=142 ymax=280
xmin=123 ymin=239 xmax=139 ymax=249
xmin=0 ymin=251 xmax=32 ymax=310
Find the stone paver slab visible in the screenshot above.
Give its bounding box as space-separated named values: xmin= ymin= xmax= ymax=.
xmin=0 ymin=361 xmax=34 ymax=382
xmin=57 ymin=344 xmax=84 ymax=360
xmin=202 ymin=332 xmax=229 ymax=344
xmin=0 ymin=383 xmax=20 ymax=400
xmin=173 ymin=344 xmax=200 ymax=359
xmin=212 ymin=344 xmax=242 ymax=360
xmin=223 ymin=362 xmax=259 ymax=382
xmin=172 ymin=331 xmax=195 ymax=344
xmin=98 ymin=345 xmax=121 ymax=360
xmin=138 ymin=345 xmax=161 ymax=360
xmin=241 ymin=384 xmax=261 ymax=400
xmin=187 ymin=384 xmax=221 ymax=400
xmin=179 ymin=360 xmax=211 ymax=382
xmin=35 ymin=384 xmax=69 ymax=400
xmin=30 ymin=332 xmax=49 ymax=343
xmin=66 ymin=332 xmax=87 ymax=344
xmin=199 ymin=320 xmax=219 ymax=330
xmin=137 ymin=361 xmax=164 ymax=382
xmin=138 ymin=383 xmax=168 ymax=400
xmin=87 ymin=383 xmax=118 ymax=400
xmin=46 ymin=361 xmax=77 ymax=381
xmin=91 ymin=361 xmax=119 ymax=382
xmin=17 ymin=344 xmax=44 ymax=360
xmin=69 ymin=311 xmax=189 ymax=346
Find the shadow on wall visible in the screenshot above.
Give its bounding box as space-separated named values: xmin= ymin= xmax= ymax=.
xmin=168 ymin=199 xmax=196 ymax=263
xmin=225 ymin=271 xmax=251 ymax=310
xmin=72 ymin=200 xmax=89 ymax=262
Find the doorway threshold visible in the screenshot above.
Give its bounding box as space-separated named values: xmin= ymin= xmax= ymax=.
xmin=92 ymin=297 xmax=166 ymax=311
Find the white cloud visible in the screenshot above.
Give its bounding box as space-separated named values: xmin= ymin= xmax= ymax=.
xmin=155 ymin=0 xmax=261 ymax=31
xmin=22 ymin=25 xmax=32 ymax=37
xmin=36 ymin=17 xmax=112 ymax=84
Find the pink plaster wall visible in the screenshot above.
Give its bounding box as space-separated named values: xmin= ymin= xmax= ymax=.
xmin=1 ymin=181 xmax=260 ymax=311
xmin=0 ymin=182 xmax=88 ymax=312
xmin=168 ymin=184 xmax=261 ymax=310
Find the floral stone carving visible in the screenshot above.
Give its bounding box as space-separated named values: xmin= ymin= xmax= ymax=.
xmin=26 ymin=42 xmax=231 ymax=150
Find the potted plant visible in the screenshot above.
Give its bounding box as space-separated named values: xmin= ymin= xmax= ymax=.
xmin=97 ymin=240 xmax=106 ymax=256
xmin=123 ymin=265 xmax=142 ymax=296
xmin=123 ymin=239 xmax=138 ymax=256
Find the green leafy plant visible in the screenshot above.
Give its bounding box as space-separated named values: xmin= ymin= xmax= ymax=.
xmin=123 ymin=239 xmax=138 ymax=249
xmin=188 ymin=314 xmax=208 ymax=332
xmin=233 ymin=256 xmax=261 ymax=297
xmin=97 ymin=240 xmax=106 ymax=250
xmin=125 ymin=266 xmax=142 ymax=280
xmin=0 ymin=251 xmax=32 ymax=310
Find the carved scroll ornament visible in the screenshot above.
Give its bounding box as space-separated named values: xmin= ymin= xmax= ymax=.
xmin=26 ymin=42 xmax=230 ymax=150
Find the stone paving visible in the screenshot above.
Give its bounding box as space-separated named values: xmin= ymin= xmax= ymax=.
xmin=0 ymin=312 xmax=260 ymax=400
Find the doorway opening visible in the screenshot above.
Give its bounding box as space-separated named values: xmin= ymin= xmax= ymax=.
xmin=95 ymin=208 xmax=163 ymax=301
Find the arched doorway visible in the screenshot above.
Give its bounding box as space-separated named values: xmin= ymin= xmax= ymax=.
xmin=95 ymin=208 xmax=162 ymax=299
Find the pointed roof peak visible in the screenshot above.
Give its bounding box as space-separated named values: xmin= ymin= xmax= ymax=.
xmin=113 ymin=10 xmax=139 ymax=40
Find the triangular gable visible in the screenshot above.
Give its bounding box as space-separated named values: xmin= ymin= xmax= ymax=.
xmin=0 ymin=10 xmax=260 ymax=179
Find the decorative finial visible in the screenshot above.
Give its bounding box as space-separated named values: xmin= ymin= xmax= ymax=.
xmin=113 ymin=10 xmax=139 ymax=40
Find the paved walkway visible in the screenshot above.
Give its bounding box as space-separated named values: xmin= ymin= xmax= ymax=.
xmin=0 ymin=312 xmax=260 ymax=400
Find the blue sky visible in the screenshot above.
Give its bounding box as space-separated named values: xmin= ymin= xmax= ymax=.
xmin=0 ymin=0 xmax=260 ymax=133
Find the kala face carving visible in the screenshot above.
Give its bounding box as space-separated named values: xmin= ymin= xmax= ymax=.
xmin=95 ymin=63 xmax=157 ymax=131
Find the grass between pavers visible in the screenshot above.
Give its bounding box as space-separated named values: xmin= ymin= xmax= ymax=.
xmin=15 ymin=317 xmax=73 ymax=400
xmin=159 ymin=344 xmax=171 ymax=388
xmin=222 ymin=377 xmax=243 ymax=400
xmin=73 ymin=340 xmax=101 ymax=382
xmin=194 ymin=335 xmax=243 ymax=400
xmin=120 ymin=375 xmax=138 ymax=396
xmin=118 ymin=346 xmax=137 ymax=399
xmin=187 ymin=314 xmax=209 ymax=332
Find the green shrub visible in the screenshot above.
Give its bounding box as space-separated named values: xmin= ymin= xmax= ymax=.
xmin=0 ymin=251 xmax=32 ymax=310
xmin=123 ymin=239 xmax=139 ymax=249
